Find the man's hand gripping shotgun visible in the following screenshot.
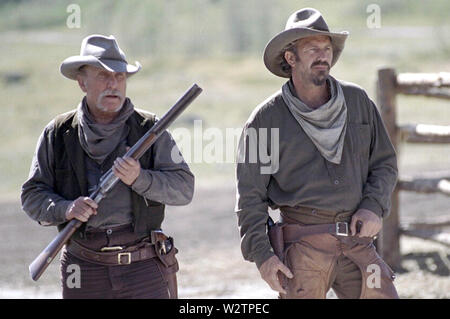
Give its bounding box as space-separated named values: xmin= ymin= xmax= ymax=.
xmin=29 ymin=84 xmax=203 ymax=281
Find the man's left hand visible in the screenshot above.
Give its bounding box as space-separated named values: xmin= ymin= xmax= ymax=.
xmin=112 ymin=157 xmax=141 ymax=186
xmin=350 ymin=208 xmax=382 ymax=238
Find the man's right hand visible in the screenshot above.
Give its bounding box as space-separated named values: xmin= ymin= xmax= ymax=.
xmin=65 ymin=197 xmax=98 ymax=222
xmin=259 ymin=255 xmax=293 ymax=294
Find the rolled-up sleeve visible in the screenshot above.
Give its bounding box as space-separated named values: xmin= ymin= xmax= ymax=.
xmin=131 ymin=130 xmax=195 ymax=206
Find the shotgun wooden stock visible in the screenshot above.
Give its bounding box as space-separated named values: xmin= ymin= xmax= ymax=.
xmin=29 ymin=84 xmax=202 ymax=281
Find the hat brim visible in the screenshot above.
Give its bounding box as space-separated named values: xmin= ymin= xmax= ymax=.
xmin=263 ymin=28 xmax=349 ymax=78
xmin=60 ymin=56 xmax=141 ymax=80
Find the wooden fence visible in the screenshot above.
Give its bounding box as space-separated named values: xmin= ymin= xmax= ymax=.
xmin=376 ymin=68 xmax=450 ymax=270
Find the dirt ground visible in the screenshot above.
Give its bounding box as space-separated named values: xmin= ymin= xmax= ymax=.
xmin=1 ymin=182 xmax=449 ymax=299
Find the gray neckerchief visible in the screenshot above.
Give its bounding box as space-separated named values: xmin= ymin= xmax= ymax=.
xmin=77 ymin=97 xmax=134 ymax=164
xmin=281 ymin=76 xmax=347 ymax=164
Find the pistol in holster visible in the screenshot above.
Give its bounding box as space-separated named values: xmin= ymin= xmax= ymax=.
xmin=150 ymin=229 xmax=179 ymax=299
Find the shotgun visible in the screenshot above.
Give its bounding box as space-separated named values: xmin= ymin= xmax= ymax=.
xmin=29 ymin=83 xmax=202 ymax=281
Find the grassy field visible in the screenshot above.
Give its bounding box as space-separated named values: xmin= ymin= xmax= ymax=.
xmin=1 ymin=1 xmax=450 ymax=197
xmin=2 ymin=28 xmax=450 ymax=196
xmin=1 ymin=0 xmax=449 ymax=298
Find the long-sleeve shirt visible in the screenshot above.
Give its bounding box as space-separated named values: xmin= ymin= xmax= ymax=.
xmin=21 ymin=109 xmax=194 ymax=228
xmin=235 ymin=79 xmax=398 ymax=268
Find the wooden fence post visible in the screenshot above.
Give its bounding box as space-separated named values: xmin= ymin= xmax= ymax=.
xmin=376 ymin=68 xmax=401 ymax=270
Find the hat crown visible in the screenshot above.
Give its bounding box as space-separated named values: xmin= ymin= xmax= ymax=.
xmin=80 ymin=34 xmax=127 ymax=62
xmin=285 ymin=8 xmax=329 ymax=32
xmin=60 ymin=34 xmax=141 ymax=80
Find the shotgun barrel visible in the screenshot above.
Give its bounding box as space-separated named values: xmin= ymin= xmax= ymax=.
xmin=29 ymin=84 xmax=202 ymax=281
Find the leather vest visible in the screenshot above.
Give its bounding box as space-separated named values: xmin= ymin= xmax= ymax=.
xmin=52 ymin=109 xmax=165 ymax=238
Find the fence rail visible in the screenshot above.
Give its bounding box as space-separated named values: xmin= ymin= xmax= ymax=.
xmin=398 ymin=177 xmax=450 ymax=196
xmin=396 ymin=72 xmax=450 ymax=87
xmin=377 ymin=68 xmax=449 ymax=270
xmin=399 ymin=124 xmax=450 ymax=143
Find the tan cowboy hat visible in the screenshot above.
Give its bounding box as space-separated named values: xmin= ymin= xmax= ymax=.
xmin=263 ymin=8 xmax=349 ymax=78
xmin=60 ymin=34 xmax=141 ymax=80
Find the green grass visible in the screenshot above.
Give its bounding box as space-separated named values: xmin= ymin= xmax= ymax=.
xmin=1 ymin=0 xmax=450 ymax=197
xmin=0 ymin=0 xmax=449 ymax=299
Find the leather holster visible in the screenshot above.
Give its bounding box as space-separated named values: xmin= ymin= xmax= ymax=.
xmin=267 ymin=217 xmax=288 ymax=290
xmin=153 ymin=235 xmax=179 ymax=299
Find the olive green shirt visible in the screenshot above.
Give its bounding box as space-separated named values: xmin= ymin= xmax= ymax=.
xmin=235 ymin=79 xmax=398 ymax=268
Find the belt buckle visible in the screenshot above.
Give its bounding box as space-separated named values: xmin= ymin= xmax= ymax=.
xmin=118 ymin=252 xmax=131 ymax=265
xmin=336 ymin=222 xmax=349 ymax=237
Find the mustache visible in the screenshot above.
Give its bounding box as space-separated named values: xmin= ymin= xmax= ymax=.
xmin=311 ymin=61 xmax=330 ymax=68
xmin=99 ymin=90 xmax=124 ymax=99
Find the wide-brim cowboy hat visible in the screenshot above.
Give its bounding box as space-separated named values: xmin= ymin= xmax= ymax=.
xmin=60 ymin=34 xmax=141 ymax=80
xmin=263 ymin=8 xmax=349 ymax=78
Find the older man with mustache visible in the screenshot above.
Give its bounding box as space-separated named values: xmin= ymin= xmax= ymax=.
xmin=236 ymin=8 xmax=399 ymax=299
xmin=21 ymin=35 xmax=194 ymax=299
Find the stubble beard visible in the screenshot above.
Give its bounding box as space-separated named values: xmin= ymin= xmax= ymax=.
xmin=291 ymin=53 xmax=330 ymax=87
xmin=309 ymin=61 xmax=330 ymax=86
xmin=310 ymin=70 xmax=329 ymax=86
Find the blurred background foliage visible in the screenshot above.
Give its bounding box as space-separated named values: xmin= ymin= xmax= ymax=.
xmin=1 ymin=0 xmax=450 ymax=56
xmin=1 ymin=0 xmax=450 ymax=196
xmin=0 ymin=0 xmax=449 ymax=299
